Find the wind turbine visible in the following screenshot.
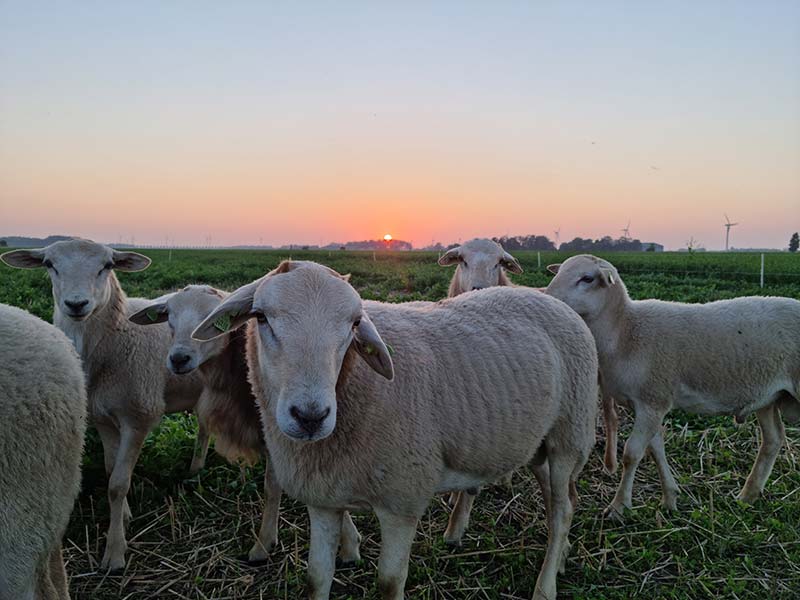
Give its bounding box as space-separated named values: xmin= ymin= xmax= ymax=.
xmin=724 ymin=214 xmax=739 ymax=251
xmin=621 ymin=220 xmax=631 ymax=240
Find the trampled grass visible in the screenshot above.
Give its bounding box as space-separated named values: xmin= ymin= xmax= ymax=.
xmin=1 ymin=248 xmax=799 ymax=599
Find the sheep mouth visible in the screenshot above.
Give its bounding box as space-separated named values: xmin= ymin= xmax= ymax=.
xmin=280 ymin=425 xmax=334 ymax=443
xmin=65 ymin=311 xmax=91 ymax=321
xmin=170 ymin=365 xmax=196 ymax=375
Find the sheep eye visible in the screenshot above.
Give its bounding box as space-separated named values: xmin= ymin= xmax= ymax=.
xmin=579 ymin=275 xmax=595 ymax=284
xmin=256 ymin=312 xmax=268 ymax=324
xmin=43 ymin=259 xmax=58 ymax=274
xmin=353 ymin=318 xmax=361 ymax=328
xmin=462 ymin=261 xmax=468 ymax=268
xmin=98 ymin=262 xmax=113 ymax=276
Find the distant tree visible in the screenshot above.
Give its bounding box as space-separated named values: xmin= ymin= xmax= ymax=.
xmin=493 ymin=235 xmax=556 ymax=252
xmin=0 ymin=240 xmax=6 ymax=247
xmin=790 ymin=232 xmax=799 ymax=253
xmin=559 ymin=235 xmax=644 ymax=252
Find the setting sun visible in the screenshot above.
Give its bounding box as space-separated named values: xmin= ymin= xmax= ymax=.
xmin=383 ymin=234 xmax=393 ymax=241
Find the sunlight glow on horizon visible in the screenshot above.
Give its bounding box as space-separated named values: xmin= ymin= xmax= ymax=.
xmin=1 ymin=2 xmax=798 ymax=250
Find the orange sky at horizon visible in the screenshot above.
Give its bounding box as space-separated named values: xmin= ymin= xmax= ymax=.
xmin=1 ymin=2 xmax=798 ymax=250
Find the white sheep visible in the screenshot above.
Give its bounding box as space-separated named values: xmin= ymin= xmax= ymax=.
xmin=193 ymin=260 xmax=598 ymax=600
xmin=1 ymin=240 xmax=205 ymax=572
xmin=437 ymin=238 xmax=529 ymax=542
xmin=437 ymin=238 xmax=523 ymax=295
xmin=128 ymin=285 xmax=362 ymax=565
xmin=0 ymin=303 xmax=87 ymax=600
xmin=545 ymin=254 xmax=800 ymax=519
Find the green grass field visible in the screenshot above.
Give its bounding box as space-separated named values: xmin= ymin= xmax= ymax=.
xmin=2 ymin=249 xmax=799 ymax=599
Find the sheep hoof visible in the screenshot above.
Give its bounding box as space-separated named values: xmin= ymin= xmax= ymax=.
xmin=336 ymin=556 xmax=361 ymax=568
xmin=443 ymin=526 xmax=465 ymax=546
xmin=603 ymin=503 xmax=627 ymax=521
xmin=737 ymin=488 xmax=760 ymax=504
xmin=239 ymin=555 xmax=270 ymax=567
xmin=661 ymin=495 xmax=678 ymax=512
xmin=100 ymin=545 xmax=127 ymax=574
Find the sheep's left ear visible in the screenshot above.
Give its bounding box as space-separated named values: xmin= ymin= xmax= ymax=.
xmin=599 ymin=267 xmax=616 ymax=286
xmin=500 ymin=251 xmax=523 ymax=274
xmin=112 ymin=250 xmax=151 ymax=272
xmin=353 ymin=313 xmax=394 ymax=380
xmin=192 ymin=278 xmax=262 ymax=341
xmin=546 ymin=263 xmax=561 ymax=275
xmin=128 ymin=293 xmax=174 ymax=325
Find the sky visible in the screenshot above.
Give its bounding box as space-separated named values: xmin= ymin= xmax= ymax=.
xmin=1 ymin=1 xmax=798 ymax=250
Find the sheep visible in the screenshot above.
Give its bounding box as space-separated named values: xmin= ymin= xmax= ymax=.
xmin=1 ymin=239 xmax=205 ymax=572
xmin=437 ymin=238 xmax=523 ymax=295
xmin=0 ymin=303 xmax=87 ymax=600
xmin=437 ymin=238 xmax=528 ymax=542
xmin=192 ymin=260 xmax=598 ymax=600
xmin=545 ymin=254 xmax=800 ymax=519
xmin=128 ymin=285 xmax=362 ymax=565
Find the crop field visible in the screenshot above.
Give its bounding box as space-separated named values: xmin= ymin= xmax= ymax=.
xmin=1 ymin=248 xmax=799 ymax=600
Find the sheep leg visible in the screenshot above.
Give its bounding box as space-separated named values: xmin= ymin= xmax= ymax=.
xmin=100 ymin=424 xmax=149 ymax=573
xmin=247 ymin=460 xmax=282 ymax=564
xmin=777 ymin=395 xmax=800 ymax=422
xmin=533 ymin=454 xmax=575 ymax=600
xmin=447 ymin=491 xmax=458 ymax=507
xmin=95 ymin=422 xmax=132 ymax=527
xmin=443 ymin=490 xmax=476 ymax=545
xmin=739 ymin=404 xmax=785 ymax=503
xmin=375 ymin=509 xmax=418 ymax=600
xmin=47 ymin=544 xmax=69 ymax=600
xmin=189 ymin=413 xmax=211 ymax=475
xmin=605 ymin=409 xmax=662 ymax=520
xmin=306 ymin=506 xmax=342 ymax=600
xmin=36 ymin=553 xmax=57 ymax=600
xmin=338 ymin=511 xmax=362 ymax=565
xmin=532 ymin=460 xmax=552 ymax=520
xmin=647 ymin=429 xmax=679 ymax=511
xmin=602 ymin=389 xmax=619 ymax=474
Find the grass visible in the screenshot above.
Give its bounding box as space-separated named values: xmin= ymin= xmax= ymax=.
xmin=1 ymin=248 xmax=799 ymax=599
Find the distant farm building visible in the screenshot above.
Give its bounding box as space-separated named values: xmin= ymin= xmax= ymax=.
xmin=641 ymin=242 xmax=664 ymax=252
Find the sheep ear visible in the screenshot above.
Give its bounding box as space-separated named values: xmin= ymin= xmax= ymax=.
xmin=1 ymin=248 xmax=46 ymax=269
xmin=500 ymin=251 xmax=523 ymax=274
xmin=192 ymin=278 xmax=261 ymax=341
xmin=112 ymin=250 xmax=151 ymax=272
xmin=546 ymin=263 xmax=561 ymax=275
xmin=599 ymin=267 xmax=616 ymax=286
xmin=129 ymin=294 xmax=173 ymax=325
xmin=438 ymin=248 xmax=461 ymax=266
xmin=353 ymin=313 xmax=394 ymax=380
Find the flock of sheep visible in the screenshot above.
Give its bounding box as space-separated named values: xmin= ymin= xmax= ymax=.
xmin=1 ymin=237 xmax=798 ymax=600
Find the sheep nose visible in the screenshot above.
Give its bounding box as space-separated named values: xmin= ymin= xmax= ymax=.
xmin=170 ymin=353 xmax=191 ymax=369
xmin=290 ymin=405 xmax=331 ymax=435
xmin=472 ymin=286 xmax=483 ymax=291
xmin=64 ymin=299 xmax=89 ymax=312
